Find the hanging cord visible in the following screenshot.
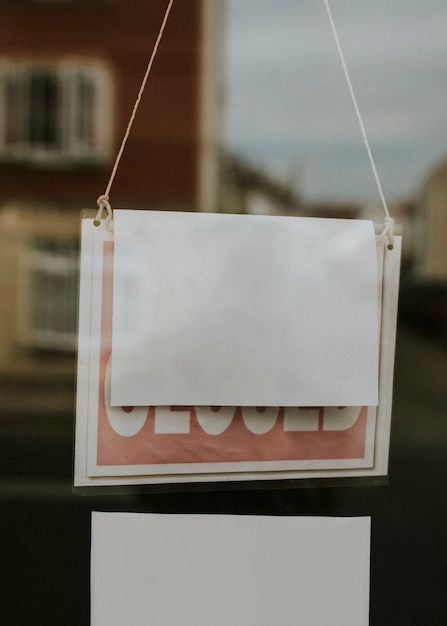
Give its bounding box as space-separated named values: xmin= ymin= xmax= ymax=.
xmin=94 ymin=0 xmax=174 ymax=227
xmin=324 ymin=0 xmax=394 ymax=248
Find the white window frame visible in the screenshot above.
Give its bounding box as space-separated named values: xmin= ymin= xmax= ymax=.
xmin=0 ymin=59 xmax=113 ymax=166
xmin=18 ymin=237 xmax=80 ymax=351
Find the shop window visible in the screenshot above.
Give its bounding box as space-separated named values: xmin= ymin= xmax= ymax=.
xmin=0 ymin=61 xmax=112 ymax=165
xmin=18 ymin=238 xmax=79 ymax=351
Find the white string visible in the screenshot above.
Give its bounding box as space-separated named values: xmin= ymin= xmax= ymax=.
xmin=94 ymin=194 xmax=113 ymax=228
xmin=95 ymin=0 xmax=393 ymax=244
xmin=95 ymin=0 xmax=174 ymax=224
xmin=323 ymin=0 xmax=394 ymax=246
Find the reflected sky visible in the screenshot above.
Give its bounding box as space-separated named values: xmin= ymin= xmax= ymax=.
xmin=224 ymin=0 xmax=447 ymax=204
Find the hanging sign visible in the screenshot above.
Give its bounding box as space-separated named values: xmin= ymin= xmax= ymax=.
xmin=111 ymin=210 xmax=379 ymax=407
xmin=74 ymin=214 xmax=401 ymax=488
xmin=91 ymin=512 xmax=371 ymax=626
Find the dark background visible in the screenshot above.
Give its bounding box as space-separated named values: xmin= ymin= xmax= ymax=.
xmin=1 ymin=313 xmax=446 ymax=626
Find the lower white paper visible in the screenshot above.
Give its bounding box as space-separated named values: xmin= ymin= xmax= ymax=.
xmin=111 ymin=210 xmax=379 ymax=407
xmin=91 ymin=512 xmax=370 ymax=626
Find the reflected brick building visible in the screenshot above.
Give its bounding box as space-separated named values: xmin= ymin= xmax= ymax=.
xmin=0 ymin=0 xmax=222 ymax=397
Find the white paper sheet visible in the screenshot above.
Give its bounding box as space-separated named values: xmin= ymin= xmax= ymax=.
xmin=91 ymin=512 xmax=370 ymax=626
xmin=111 ymin=210 xmax=379 ymax=407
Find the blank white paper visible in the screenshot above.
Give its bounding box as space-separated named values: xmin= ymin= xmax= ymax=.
xmin=111 ymin=210 xmax=378 ymax=406
xmin=91 ymin=512 xmax=370 ymax=626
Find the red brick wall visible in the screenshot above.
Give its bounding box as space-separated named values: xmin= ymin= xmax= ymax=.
xmin=0 ymin=0 xmax=202 ymax=208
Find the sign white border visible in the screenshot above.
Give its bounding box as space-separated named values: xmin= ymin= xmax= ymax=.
xmin=74 ymin=216 xmax=401 ymax=487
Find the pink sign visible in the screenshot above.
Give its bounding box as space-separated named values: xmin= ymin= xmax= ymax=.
xmin=98 ymin=241 xmax=367 ymax=466
xmin=74 ymin=217 xmax=401 ymax=487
